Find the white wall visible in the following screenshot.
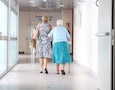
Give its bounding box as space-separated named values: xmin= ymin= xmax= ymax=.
xmin=73 ymin=0 xmax=98 ymax=74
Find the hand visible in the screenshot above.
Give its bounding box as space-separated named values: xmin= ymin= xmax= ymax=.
xmin=49 ymin=24 xmax=52 ymax=30
xmin=68 ymin=41 xmax=71 ymax=45
xmin=32 ymin=34 xmax=35 ymax=39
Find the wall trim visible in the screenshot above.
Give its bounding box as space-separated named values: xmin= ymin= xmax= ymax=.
xmin=73 ymin=60 xmax=97 ymax=79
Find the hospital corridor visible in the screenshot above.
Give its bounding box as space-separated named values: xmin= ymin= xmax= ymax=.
xmin=0 ymin=0 xmax=115 ymax=90
xmin=0 ymin=55 xmax=97 ymax=90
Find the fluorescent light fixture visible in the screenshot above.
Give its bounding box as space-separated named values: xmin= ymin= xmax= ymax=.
xmin=60 ymin=3 xmax=64 ymax=7
xmin=39 ymin=7 xmax=53 ymax=10
xmin=29 ymin=0 xmax=35 ymax=3
xmin=43 ymin=0 xmax=47 ymax=2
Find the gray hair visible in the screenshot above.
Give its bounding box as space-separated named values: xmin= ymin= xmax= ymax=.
xmin=57 ymin=19 xmax=63 ymax=26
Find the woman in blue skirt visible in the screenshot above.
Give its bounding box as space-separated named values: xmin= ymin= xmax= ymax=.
xmin=48 ymin=19 xmax=72 ymax=75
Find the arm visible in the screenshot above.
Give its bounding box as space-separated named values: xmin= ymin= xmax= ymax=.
xmin=48 ymin=34 xmax=50 ymax=38
xmin=32 ymin=23 xmax=40 ymax=39
xmin=48 ymin=28 xmax=53 ymax=38
xmin=49 ymin=24 xmax=52 ymax=31
xmin=67 ymin=38 xmax=72 ymax=44
xmin=65 ymin=28 xmax=72 ymax=44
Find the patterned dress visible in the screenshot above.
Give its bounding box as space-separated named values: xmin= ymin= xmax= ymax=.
xmin=36 ymin=22 xmax=51 ymax=58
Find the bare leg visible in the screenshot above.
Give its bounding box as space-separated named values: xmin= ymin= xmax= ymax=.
xmin=44 ymin=58 xmax=48 ymax=69
xmin=56 ymin=64 xmax=59 ymax=74
xmin=62 ymin=63 xmax=65 ymax=70
xmin=39 ymin=57 xmax=44 ymax=73
xmin=44 ymin=58 xmax=48 ymax=74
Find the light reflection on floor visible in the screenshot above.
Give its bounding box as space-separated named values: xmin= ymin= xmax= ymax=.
xmin=0 ymin=54 xmax=97 ymax=90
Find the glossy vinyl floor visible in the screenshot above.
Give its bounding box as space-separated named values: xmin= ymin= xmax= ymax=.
xmin=0 ymin=54 xmax=97 ymax=90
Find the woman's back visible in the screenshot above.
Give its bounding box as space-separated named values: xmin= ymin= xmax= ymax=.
xmin=36 ymin=22 xmax=51 ymax=58
xmin=49 ymin=26 xmax=70 ymax=44
xmin=38 ymin=23 xmax=50 ymax=40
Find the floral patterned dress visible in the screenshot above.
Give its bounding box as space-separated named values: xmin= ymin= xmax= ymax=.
xmin=36 ymin=22 xmax=51 ymax=58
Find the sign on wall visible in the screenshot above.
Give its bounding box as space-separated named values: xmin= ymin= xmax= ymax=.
xmin=36 ymin=16 xmax=53 ymax=21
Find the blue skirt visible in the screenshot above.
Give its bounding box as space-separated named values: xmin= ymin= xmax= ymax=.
xmin=52 ymin=41 xmax=72 ymax=64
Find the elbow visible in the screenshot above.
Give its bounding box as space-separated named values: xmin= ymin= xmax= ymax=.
xmin=48 ymin=34 xmax=50 ymax=38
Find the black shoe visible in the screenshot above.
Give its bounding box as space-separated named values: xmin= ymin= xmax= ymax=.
xmin=44 ymin=68 xmax=48 ymax=74
xmin=61 ymin=70 xmax=65 ymax=75
xmin=40 ymin=71 xmax=43 ymax=73
xmin=56 ymin=72 xmax=60 ymax=74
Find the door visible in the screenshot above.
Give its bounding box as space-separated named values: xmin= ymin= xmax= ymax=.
xmin=0 ymin=0 xmax=8 ymax=76
xmin=0 ymin=0 xmax=19 ymax=78
xmin=113 ymin=0 xmax=115 ymax=89
xmin=97 ymin=0 xmax=112 ymax=90
xmin=9 ymin=10 xmax=18 ymax=67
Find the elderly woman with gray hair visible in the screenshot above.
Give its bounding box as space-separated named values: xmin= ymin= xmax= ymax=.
xmin=48 ymin=19 xmax=72 ymax=75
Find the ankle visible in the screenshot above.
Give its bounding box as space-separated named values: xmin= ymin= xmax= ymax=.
xmin=44 ymin=68 xmax=48 ymax=74
xmin=61 ymin=70 xmax=65 ymax=75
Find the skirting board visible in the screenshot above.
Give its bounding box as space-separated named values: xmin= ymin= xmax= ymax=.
xmin=73 ymin=60 xmax=97 ymax=79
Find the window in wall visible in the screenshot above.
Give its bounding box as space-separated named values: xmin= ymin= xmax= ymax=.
xmin=9 ymin=11 xmax=17 ymax=67
xmin=0 ymin=1 xmax=8 ymax=75
xmin=0 ymin=41 xmax=7 ymax=75
xmin=10 ymin=11 xmax=17 ymax=37
xmin=9 ymin=40 xmax=17 ymax=66
xmin=0 ymin=1 xmax=8 ymax=36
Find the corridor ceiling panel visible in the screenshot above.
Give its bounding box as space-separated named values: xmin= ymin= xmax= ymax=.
xmin=16 ymin=0 xmax=74 ymax=12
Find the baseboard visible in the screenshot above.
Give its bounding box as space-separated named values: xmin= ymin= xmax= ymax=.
xmin=19 ymin=51 xmax=25 ymax=54
xmin=74 ymin=60 xmax=97 ymax=79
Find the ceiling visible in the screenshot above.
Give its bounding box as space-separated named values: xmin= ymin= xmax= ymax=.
xmin=16 ymin=0 xmax=74 ymax=12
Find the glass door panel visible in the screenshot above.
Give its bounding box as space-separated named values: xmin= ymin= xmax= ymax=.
xmin=0 ymin=0 xmax=19 ymax=78
xmin=0 ymin=1 xmax=8 ymax=75
xmin=0 ymin=1 xmax=7 ymax=36
xmin=11 ymin=11 xmax=17 ymax=37
xmin=0 ymin=41 xmax=7 ymax=75
xmin=9 ymin=40 xmax=17 ymax=66
xmin=9 ymin=10 xmax=17 ymax=67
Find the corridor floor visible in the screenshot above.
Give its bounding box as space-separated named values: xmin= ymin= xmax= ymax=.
xmin=0 ymin=55 xmax=97 ymax=90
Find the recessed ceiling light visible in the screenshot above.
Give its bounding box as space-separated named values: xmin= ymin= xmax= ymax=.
xmin=60 ymin=3 xmax=64 ymax=7
xmin=43 ymin=0 xmax=47 ymax=2
xmin=29 ymin=0 xmax=35 ymax=3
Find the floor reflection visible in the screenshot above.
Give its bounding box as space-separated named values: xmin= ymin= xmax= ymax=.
xmin=0 ymin=55 xmax=97 ymax=90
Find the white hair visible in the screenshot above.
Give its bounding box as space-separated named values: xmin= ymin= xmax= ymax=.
xmin=57 ymin=19 xmax=63 ymax=26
